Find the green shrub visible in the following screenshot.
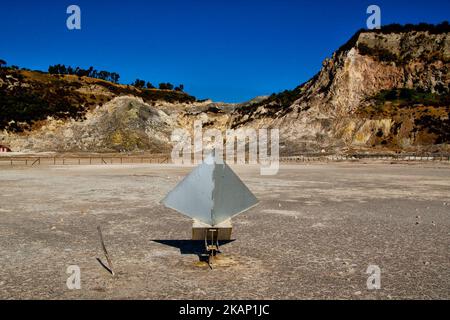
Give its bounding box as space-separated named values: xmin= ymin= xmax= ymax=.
xmin=371 ymin=88 xmax=450 ymax=107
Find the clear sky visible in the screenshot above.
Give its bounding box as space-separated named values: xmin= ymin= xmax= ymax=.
xmin=1 ymin=0 xmax=449 ymax=102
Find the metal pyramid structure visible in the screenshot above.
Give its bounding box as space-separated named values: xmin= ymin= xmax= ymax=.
xmin=162 ymin=152 xmax=259 ymax=226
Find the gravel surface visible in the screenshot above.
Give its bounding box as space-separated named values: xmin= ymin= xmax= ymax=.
xmin=0 ymin=162 xmax=449 ymax=299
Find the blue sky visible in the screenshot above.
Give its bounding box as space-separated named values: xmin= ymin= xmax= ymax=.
xmin=0 ymin=0 xmax=449 ymax=102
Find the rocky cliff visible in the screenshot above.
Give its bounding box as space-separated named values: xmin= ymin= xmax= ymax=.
xmin=230 ymin=23 xmax=450 ymax=154
xmin=1 ymin=23 xmax=449 ymax=154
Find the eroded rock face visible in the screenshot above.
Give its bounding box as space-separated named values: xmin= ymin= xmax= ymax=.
xmin=0 ymin=96 xmax=236 ymax=153
xmin=229 ymin=30 xmax=449 ymax=154
xmin=1 ymin=96 xmax=177 ymax=152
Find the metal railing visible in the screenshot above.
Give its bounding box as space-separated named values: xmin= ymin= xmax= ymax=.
xmin=279 ymin=153 xmax=450 ymax=162
xmin=0 ymin=155 xmax=171 ymax=167
xmin=1 ymin=153 xmax=449 ymax=167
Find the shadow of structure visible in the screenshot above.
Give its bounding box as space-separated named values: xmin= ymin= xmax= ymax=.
xmin=152 ymin=239 xmax=235 ymax=263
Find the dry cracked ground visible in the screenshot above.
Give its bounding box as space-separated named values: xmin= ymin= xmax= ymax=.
xmin=0 ymin=162 xmax=449 ymax=299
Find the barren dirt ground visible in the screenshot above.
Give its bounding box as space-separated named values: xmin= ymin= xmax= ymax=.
xmin=0 ymin=162 xmax=449 ymax=299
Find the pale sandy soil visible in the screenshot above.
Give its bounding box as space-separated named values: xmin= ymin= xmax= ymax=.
xmin=0 ymin=163 xmax=449 ymax=299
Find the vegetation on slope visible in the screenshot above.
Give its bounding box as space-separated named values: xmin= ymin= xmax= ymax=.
xmin=370 ymin=88 xmax=450 ymax=108
xmin=358 ymin=88 xmax=450 ymax=146
xmin=48 ymin=64 xmax=185 ymax=92
xmin=229 ymin=84 xmax=307 ymax=128
xmin=0 ymin=69 xmax=88 ymax=132
xmin=48 ymin=64 xmax=121 ymax=83
xmin=0 ymin=67 xmax=196 ymax=132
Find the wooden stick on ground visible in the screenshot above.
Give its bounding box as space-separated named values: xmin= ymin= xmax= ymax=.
xmin=97 ymin=225 xmax=115 ymax=276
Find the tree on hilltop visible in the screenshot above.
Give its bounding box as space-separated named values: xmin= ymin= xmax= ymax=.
xmin=159 ymin=82 xmax=174 ymax=90
xmin=132 ymin=79 xmax=146 ymax=88
xmin=111 ymin=72 xmax=120 ymax=83
xmin=174 ymin=84 xmax=184 ymax=92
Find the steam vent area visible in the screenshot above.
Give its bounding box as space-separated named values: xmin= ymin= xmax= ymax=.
xmin=0 ymin=162 xmax=449 ymax=299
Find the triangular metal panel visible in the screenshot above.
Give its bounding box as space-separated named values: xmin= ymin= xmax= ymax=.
xmin=211 ymin=163 xmax=259 ymax=225
xmin=162 ymin=153 xmax=259 ymax=226
xmin=162 ymin=160 xmax=214 ymax=224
